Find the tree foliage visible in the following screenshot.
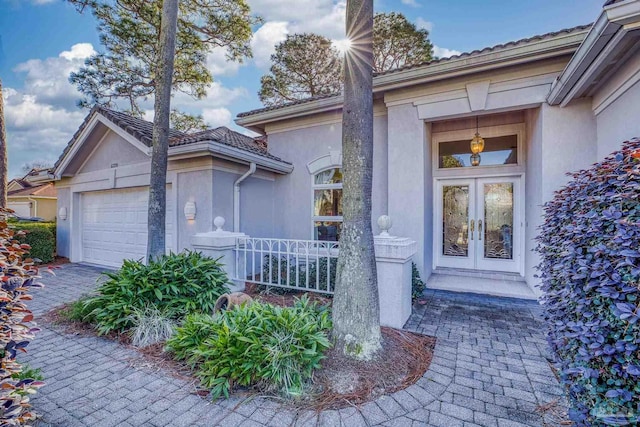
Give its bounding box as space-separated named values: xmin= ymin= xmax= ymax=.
xmin=373 ymin=12 xmax=433 ymax=73
xmin=258 ymin=33 xmax=342 ymax=107
xmin=68 ymin=0 xmax=257 ymax=117
xmin=258 ymin=12 xmax=433 ymax=106
xmin=170 ymin=110 xmax=207 ymax=133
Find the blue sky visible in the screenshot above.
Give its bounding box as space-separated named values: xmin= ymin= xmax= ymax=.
xmin=0 ymin=0 xmax=604 ymax=178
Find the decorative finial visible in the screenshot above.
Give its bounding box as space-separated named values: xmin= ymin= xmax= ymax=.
xmin=377 ymin=215 xmax=392 ymax=237
xmin=214 ymin=216 xmax=225 ymax=232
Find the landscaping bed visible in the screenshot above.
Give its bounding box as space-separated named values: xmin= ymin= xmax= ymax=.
xmin=44 ymin=252 xmax=435 ymax=409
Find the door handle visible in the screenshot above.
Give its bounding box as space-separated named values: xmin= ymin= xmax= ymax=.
xmin=469 ymin=220 xmax=475 ymax=240
xmin=478 ymin=220 xmax=483 ymax=241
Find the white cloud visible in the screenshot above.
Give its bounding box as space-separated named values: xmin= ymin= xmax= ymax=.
xmin=251 ymin=22 xmax=289 ymax=69
xmin=433 ymin=46 xmax=462 ymax=58
xmin=206 ymin=47 xmax=242 ymax=77
xmin=13 ymin=42 xmax=96 ymax=109
xmin=29 ymin=0 xmax=55 ymax=4
xmin=3 ymin=88 xmax=86 ymax=178
xmin=401 ymin=0 xmax=420 ymax=7
xmin=59 ymin=43 xmax=96 ymax=61
xmin=248 ymin=0 xmax=346 ymax=39
xmin=202 ymin=108 xmax=233 ymax=128
xmin=4 ymin=43 xmax=249 ymax=178
xmin=415 ymin=17 xmax=433 ymax=32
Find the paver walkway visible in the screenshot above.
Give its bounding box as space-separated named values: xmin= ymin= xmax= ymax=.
xmin=24 ymin=264 xmax=567 ymax=427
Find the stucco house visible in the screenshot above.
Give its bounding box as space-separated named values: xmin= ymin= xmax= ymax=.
xmin=8 ymin=168 xmax=57 ymax=221
xmin=54 ymin=0 xmax=640 ymax=298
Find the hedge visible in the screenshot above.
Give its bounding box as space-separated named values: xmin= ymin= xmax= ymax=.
xmin=536 ymin=138 xmax=640 ymax=426
xmin=11 ymin=222 xmax=56 ymax=263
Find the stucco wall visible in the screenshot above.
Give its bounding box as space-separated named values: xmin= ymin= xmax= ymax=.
xmin=209 ymin=170 xmax=276 ymax=238
xmin=56 ymin=188 xmax=71 ymax=257
xmin=79 ymin=130 xmax=148 ymax=174
xmin=595 ymin=79 xmax=640 ymax=158
xmin=540 ymin=99 xmax=598 ymax=202
xmin=266 ymin=115 xmax=388 ymax=241
xmin=387 ymin=103 xmax=429 ymax=277
xmin=177 ymin=169 xmax=214 ymax=251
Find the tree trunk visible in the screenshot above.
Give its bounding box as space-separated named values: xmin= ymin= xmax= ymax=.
xmin=0 ymin=79 xmax=8 ymax=208
xmin=147 ymin=0 xmax=178 ymax=261
xmin=332 ymin=0 xmax=381 ymax=360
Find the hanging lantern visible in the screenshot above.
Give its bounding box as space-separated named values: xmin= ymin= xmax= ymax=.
xmin=470 ymin=153 xmax=481 ymax=167
xmin=470 ymin=116 xmax=485 ymax=155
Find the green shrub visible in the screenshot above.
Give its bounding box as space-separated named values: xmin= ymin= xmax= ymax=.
xmin=167 ymin=297 xmax=332 ymax=399
xmin=81 ymin=251 xmax=229 ymax=335
xmin=12 ymin=365 xmax=44 ymax=382
xmin=59 ymin=296 xmax=100 ymax=324
xmin=537 ymin=139 xmax=640 ymax=425
xmin=411 ymin=262 xmax=426 ymax=301
xmin=11 ymin=223 xmax=55 ymax=263
xmin=0 ymin=211 xmax=45 ymax=425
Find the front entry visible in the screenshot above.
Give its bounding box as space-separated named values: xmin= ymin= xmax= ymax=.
xmin=435 ymin=176 xmax=522 ymax=274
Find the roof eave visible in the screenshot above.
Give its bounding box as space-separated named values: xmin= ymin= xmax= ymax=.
xmin=236 ymin=28 xmax=589 ymax=131
xmin=548 ymin=0 xmax=640 ymax=105
xmin=168 ymin=141 xmax=293 ymax=174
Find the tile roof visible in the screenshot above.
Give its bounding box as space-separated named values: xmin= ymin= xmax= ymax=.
xmin=8 ymin=182 xmax=57 ymax=198
xmin=54 ymin=107 xmax=289 ymax=172
xmin=237 ymin=23 xmax=592 ymax=119
xmin=98 ymin=108 xmax=187 ymax=145
xmin=173 ymin=127 xmax=290 ymax=163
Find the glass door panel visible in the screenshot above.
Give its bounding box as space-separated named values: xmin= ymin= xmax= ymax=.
xmin=443 ymin=185 xmax=470 ymax=257
xmin=482 ymin=183 xmax=513 ymax=260
xmin=435 ymin=177 xmax=521 ymax=274
xmin=436 ymin=180 xmax=475 ymax=269
xmin=476 ymin=177 xmax=520 ymax=273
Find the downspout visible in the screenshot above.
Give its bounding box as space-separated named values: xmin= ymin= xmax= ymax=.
xmin=233 ymin=162 xmax=256 ymax=233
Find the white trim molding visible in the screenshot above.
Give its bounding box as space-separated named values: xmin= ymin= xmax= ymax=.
xmin=306 ymin=151 xmax=342 ymax=174
xmin=548 ymin=0 xmax=640 ymax=106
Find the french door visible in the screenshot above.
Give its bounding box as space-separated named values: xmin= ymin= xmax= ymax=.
xmin=435 ymin=176 xmax=521 ymax=273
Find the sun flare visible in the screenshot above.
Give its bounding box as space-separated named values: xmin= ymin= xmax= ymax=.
xmin=333 ymin=38 xmax=352 ymax=55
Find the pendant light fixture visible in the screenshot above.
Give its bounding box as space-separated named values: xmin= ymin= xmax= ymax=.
xmin=470 ymin=116 xmax=485 ymax=166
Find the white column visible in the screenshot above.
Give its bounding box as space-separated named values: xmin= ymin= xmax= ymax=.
xmin=190 ymin=217 xmax=247 ymax=292
xmin=374 ymin=215 xmax=417 ymax=329
xmin=386 ymin=103 xmax=429 ymax=276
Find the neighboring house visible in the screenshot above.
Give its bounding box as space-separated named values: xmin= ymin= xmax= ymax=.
xmin=54 ymin=0 xmax=640 ymax=296
xmin=8 ymin=168 xmax=57 ymax=221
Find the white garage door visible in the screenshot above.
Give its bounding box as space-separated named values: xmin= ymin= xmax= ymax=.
xmin=8 ymin=202 xmax=31 ymax=218
xmin=81 ymin=187 xmax=174 ymax=267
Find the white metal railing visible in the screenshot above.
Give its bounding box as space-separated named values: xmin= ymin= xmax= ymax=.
xmin=235 ymin=237 xmax=338 ymax=294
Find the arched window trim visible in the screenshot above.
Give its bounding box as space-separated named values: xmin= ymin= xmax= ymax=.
xmin=309 ymin=152 xmax=342 ymax=241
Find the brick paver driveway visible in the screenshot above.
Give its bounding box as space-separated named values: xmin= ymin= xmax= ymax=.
xmin=24 ymin=264 xmax=567 ymax=427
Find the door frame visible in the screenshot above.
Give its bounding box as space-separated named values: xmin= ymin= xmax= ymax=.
xmin=434 ymin=178 xmax=476 ymax=270
xmin=475 ymin=176 xmax=522 ymax=273
xmin=433 ymin=173 xmax=526 ymax=276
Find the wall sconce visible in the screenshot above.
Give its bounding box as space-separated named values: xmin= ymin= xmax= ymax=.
xmin=58 ymin=207 xmax=68 ymax=221
xmin=184 ymin=201 xmax=196 ymax=221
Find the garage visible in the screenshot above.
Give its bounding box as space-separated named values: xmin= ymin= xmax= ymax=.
xmin=80 ymin=187 xmax=173 ymax=267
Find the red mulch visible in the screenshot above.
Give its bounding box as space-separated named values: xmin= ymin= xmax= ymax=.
xmin=307 ymin=327 xmax=436 ymax=410
xmin=43 ymin=256 xmax=70 ymax=268
xmin=244 ymin=283 xmax=332 ymax=307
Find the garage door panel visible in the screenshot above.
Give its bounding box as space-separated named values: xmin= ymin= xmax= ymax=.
xmin=81 ymin=187 xmax=174 ymax=267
